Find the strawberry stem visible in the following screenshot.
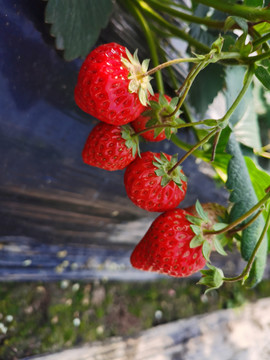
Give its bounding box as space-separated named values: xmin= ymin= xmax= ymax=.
xmin=165 ymin=61 xmax=208 ymax=119
xmin=193 ymin=0 xmax=270 ymax=22
xmin=211 ymin=129 xmax=221 ymax=161
xmin=227 ymin=209 xmax=264 ymax=236
xmin=144 ymin=57 xmax=201 ymax=77
xmin=252 ymin=33 xmax=270 ymax=49
xmin=245 ymin=50 xmax=270 ymax=64
xmin=132 ymin=119 xmax=216 ymax=137
xmin=144 ymin=0 xmax=226 ymax=29
xmin=204 ymin=189 xmax=270 ymax=236
xmin=143 ymin=51 xmax=244 ymax=79
xmin=168 ymin=128 xmax=218 ymax=175
xmin=223 ymin=208 xmax=270 ymax=283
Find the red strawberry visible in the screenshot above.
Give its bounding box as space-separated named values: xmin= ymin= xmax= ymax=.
xmin=74 ymin=43 xmax=153 ymax=125
xmin=130 ymin=208 xmax=206 ymax=277
xmin=124 ymin=151 xmax=187 ymax=212
xmin=131 ymin=93 xmax=181 ymax=142
xmin=82 ymin=122 xmax=139 ymax=171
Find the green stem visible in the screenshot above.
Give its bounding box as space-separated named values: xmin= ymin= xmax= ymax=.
xmin=144 ymin=51 xmax=243 ymax=78
xmin=156 ymin=50 xmax=202 ymax=144
xmin=204 ymin=190 xmax=270 ymax=236
xmin=253 ymin=32 xmax=270 ymax=49
xmin=145 ymin=57 xmax=201 ymax=77
xmin=160 ymin=0 xmax=192 ymax=12
xmin=211 ymin=129 xmax=221 ymax=161
xmin=143 ymin=0 xmax=225 ymax=29
xmin=124 ymin=0 xmax=164 ymax=94
xmin=246 ymin=50 xmax=270 ymax=63
xmin=167 ymin=61 xmax=207 ymax=118
xmin=168 ymin=128 xmax=217 ymax=174
xmin=133 ymin=120 xmax=215 ymax=137
xmin=249 ymin=27 xmax=270 ymax=52
xmin=136 ymin=0 xmax=211 ymax=53
xmin=149 ymin=22 xmax=174 ymax=39
xmin=171 ymin=134 xmax=205 ymax=157
xmin=218 ymin=65 xmax=255 ymax=125
xmin=224 ymin=208 xmax=270 ymax=283
xmin=228 ymin=209 xmax=264 ymax=235
xmin=193 ymin=0 xmax=270 ymax=22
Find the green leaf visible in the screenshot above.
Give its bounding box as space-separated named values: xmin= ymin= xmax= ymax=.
xmin=226 ymin=135 xmax=267 ymax=285
xmin=231 ymin=16 xmax=248 ymax=34
xmin=146 ymin=118 xmax=157 ymax=127
xmin=245 ymin=157 xmax=270 ymax=247
xmin=190 ymin=235 xmax=204 ymax=248
xmin=160 ymin=152 xmax=168 ymax=162
xmin=226 ymin=135 xmax=261 ymax=259
xmin=234 ymin=33 xmax=246 ymax=51
xmin=165 ymin=127 xmax=172 ymax=140
xmin=211 ymin=36 xmax=224 ymax=54
xmin=45 ymin=0 xmax=113 ymax=60
xmin=198 ymin=264 xmax=224 ymax=293
xmin=189 ymin=63 xmax=226 ymax=117
xmin=224 ymin=17 xmax=236 ymax=32
xmin=195 ymin=200 xmax=209 ymax=222
xmin=240 ymin=42 xmax=253 ymax=57
xmin=214 ymin=238 xmax=227 ymax=256
xmin=253 ymin=22 xmax=270 ymax=35
xmin=159 ymin=94 xmax=168 ymax=106
xmin=186 ymin=214 xmax=203 ymax=226
xmin=154 ymin=127 xmax=164 ymax=138
xmin=160 ymin=176 xmax=170 ymax=187
xmin=246 ymin=233 xmax=268 ymax=288
xmin=202 ymin=241 xmax=212 ymax=262
xmin=155 ymin=169 xmax=166 ymax=177
xmin=255 ymin=66 xmax=270 ymax=91
xmin=149 ymin=101 xmax=160 ymax=110
xmin=213 ymin=223 xmax=228 ymax=231
xmin=225 ymin=66 xmax=261 ymax=150
xmin=190 ymin=225 xmax=201 ymax=236
xmin=170 ymin=97 xmax=179 ymax=108
xmin=121 ymin=125 xmax=140 ymax=157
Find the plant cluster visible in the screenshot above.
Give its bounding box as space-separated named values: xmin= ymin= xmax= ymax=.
xmin=45 ymin=0 xmax=270 ymax=292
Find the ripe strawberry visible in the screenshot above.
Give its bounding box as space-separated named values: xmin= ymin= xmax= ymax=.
xmin=124 ymin=151 xmax=187 ymax=212
xmin=130 ymin=208 xmax=206 ymax=277
xmin=131 ymin=93 xmax=182 ymax=142
xmin=82 ymin=122 xmax=139 ymax=171
xmin=74 ymin=43 xmax=153 ymax=125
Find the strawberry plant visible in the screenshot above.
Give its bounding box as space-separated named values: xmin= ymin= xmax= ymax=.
xmin=45 ymin=0 xmax=270 ymax=292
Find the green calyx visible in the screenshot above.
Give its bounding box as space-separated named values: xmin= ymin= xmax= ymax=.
xmin=187 ymin=200 xmax=229 ymax=262
xmin=144 ymin=94 xmax=184 ymax=139
xmin=198 ymin=264 xmax=224 ymax=294
xmin=121 ymin=48 xmax=154 ymax=106
xmin=121 ymin=125 xmax=140 ymax=157
xmin=153 ymin=152 xmax=187 ymax=188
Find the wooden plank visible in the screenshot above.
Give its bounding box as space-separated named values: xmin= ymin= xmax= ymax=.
xmin=29 ymin=297 xmax=270 ymax=360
